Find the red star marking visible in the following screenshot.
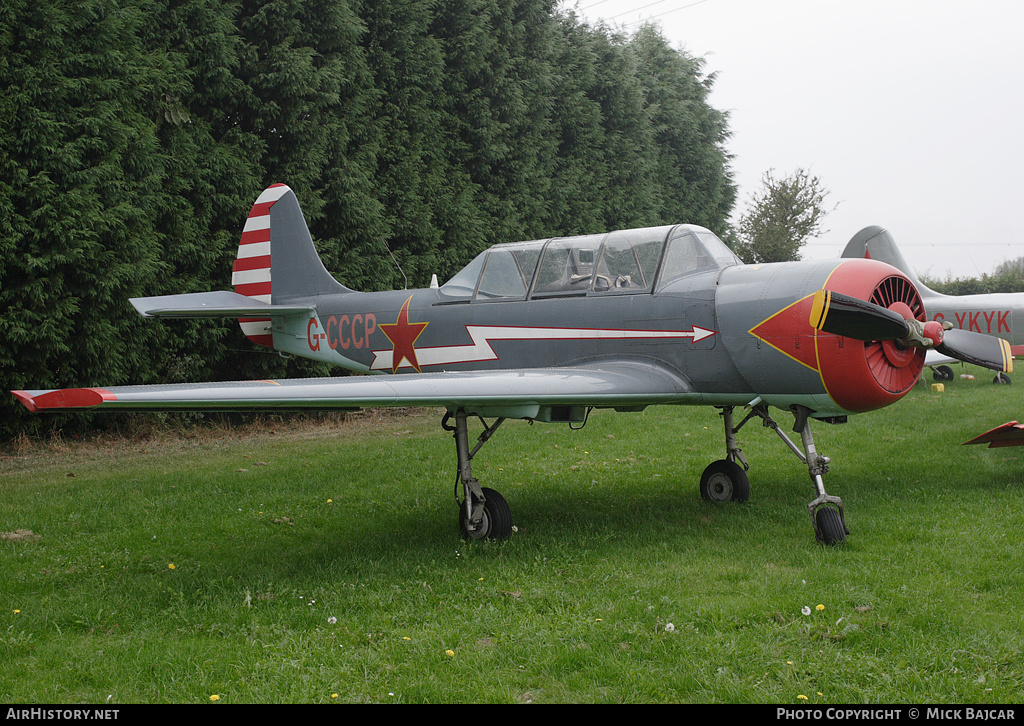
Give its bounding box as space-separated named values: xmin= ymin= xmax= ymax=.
xmin=378 ymin=296 xmax=429 ymax=373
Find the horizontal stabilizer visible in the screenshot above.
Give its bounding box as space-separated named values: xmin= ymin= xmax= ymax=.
xmin=130 ymin=291 xmax=314 ymax=319
xmin=962 ymin=421 xmax=1024 ymax=448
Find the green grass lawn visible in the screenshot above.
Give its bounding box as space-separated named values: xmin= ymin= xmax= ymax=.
xmin=2 ymin=368 xmax=1023 ymax=703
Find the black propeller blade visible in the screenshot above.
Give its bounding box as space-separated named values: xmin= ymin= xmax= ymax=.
xmin=809 ymin=289 xmax=1013 ymax=373
xmin=809 ymin=290 xmax=910 ymax=341
xmin=937 ymin=328 xmax=1014 ymax=373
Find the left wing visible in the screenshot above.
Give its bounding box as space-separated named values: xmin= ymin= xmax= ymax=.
xmin=13 ymin=360 xmax=696 ymax=420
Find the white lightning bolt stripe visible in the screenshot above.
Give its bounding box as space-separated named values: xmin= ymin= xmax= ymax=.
xmin=370 ymin=324 xmax=716 ymax=371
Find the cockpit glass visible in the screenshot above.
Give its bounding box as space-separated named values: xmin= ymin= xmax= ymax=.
xmin=657 ymin=227 xmax=738 ymax=288
xmin=439 ymin=250 xmax=486 ymax=297
xmin=476 ymin=244 xmax=542 ymax=299
xmin=696 ymin=230 xmax=742 ymax=267
xmin=593 ymin=227 xmax=671 ymax=292
xmin=532 ymin=234 xmax=606 ymax=295
xmin=441 ymin=225 xmax=738 ymax=300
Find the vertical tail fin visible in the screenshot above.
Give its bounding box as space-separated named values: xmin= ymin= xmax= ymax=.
xmin=842 ymin=226 xmax=938 ymax=295
xmin=232 ymin=184 xmax=351 ymax=347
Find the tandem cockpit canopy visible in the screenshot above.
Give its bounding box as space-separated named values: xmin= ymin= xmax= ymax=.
xmin=439 ymin=224 xmax=740 ymax=301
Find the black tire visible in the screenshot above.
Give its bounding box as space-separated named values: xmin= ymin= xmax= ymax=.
xmin=993 ymin=372 xmax=1011 ymax=385
xmin=933 ymin=365 xmax=954 ymax=381
xmin=815 ymin=507 xmax=846 ymax=545
xmin=699 ymin=459 xmax=750 ymax=503
xmin=459 ymin=487 xmax=513 ymax=541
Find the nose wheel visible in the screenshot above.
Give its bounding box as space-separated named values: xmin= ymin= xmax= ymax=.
xmin=813 ymin=505 xmax=847 ymax=545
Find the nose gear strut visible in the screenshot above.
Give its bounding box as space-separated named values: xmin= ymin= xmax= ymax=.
xmin=708 ymin=404 xmax=849 ymax=545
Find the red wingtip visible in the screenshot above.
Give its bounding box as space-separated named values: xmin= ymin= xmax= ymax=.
xmin=963 ymin=421 xmax=1024 ymax=448
xmin=11 ymin=390 xmax=38 ymax=413
xmin=11 ymin=388 xmax=116 ymax=411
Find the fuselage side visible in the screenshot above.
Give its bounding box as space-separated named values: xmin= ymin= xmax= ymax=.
xmin=270 ymin=224 xmax=924 ymax=418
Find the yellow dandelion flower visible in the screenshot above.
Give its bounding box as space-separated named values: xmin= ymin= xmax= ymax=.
xmin=816 ymin=604 xmax=824 ymax=611
xmin=445 ymin=649 xmax=455 ymax=657
xmin=168 ymin=563 xmax=176 ymax=570
xmin=209 ymin=694 xmax=220 ymax=701
xmin=331 ymin=694 xmax=339 ymax=699
xmin=13 ymin=610 xmax=20 ymax=614
xmin=798 ymin=694 xmax=808 ymax=701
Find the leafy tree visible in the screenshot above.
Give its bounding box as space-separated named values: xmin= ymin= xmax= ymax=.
xmin=631 ymin=24 xmax=735 ymax=235
xmin=734 ymin=168 xmax=833 ymax=264
xmin=0 ymin=0 xmax=176 ymax=436
xmin=540 ymin=15 xmax=611 ymax=236
xmin=0 ymin=0 xmax=738 ymax=441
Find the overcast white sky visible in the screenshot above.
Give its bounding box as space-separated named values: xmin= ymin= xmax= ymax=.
xmin=561 ymin=0 xmax=1024 ymax=280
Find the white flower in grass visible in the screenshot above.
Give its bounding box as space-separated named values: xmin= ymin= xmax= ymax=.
xmin=801 ymin=606 xmax=811 ymax=616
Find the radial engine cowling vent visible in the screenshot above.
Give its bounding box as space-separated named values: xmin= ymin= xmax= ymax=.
xmin=863 ymin=275 xmax=926 ymax=393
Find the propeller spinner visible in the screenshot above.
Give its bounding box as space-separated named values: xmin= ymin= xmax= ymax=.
xmin=810 ymin=289 xmax=1013 ymax=373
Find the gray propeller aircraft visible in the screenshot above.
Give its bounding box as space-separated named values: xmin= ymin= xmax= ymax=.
xmin=841 ymin=226 xmax=1024 ymax=449
xmin=842 ymin=226 xmax=1023 ymax=384
xmin=12 ymin=185 xmax=1015 ymax=545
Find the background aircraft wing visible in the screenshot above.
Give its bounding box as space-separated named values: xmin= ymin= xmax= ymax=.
xmin=13 ymin=361 xmax=695 ymax=418
xmin=962 ymin=421 xmax=1024 ymax=448
xmin=924 ymin=350 xmax=959 ymax=367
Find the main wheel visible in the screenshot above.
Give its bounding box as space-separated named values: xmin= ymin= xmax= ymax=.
xmin=459 ymin=487 xmax=513 ymax=541
xmin=699 ymin=459 xmax=750 ymax=503
xmin=993 ymin=372 xmax=1011 ymax=385
xmin=814 ymin=507 xmax=847 ymax=545
xmin=933 ymin=365 xmax=954 ymax=381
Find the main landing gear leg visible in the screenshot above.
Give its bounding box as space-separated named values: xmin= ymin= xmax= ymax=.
xmin=442 ymin=409 xmax=513 ymax=541
xmin=791 ymin=406 xmax=848 ymax=545
xmin=700 ymin=406 xmax=751 ymax=503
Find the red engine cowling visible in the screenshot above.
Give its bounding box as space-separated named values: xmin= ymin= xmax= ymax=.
xmin=816 ymin=259 xmax=926 ymax=413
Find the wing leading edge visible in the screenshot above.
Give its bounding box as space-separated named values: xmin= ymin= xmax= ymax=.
xmin=13 ymin=361 xmax=697 ymax=421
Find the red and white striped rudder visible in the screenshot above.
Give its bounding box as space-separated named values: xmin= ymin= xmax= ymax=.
xmin=231 ymin=183 xmax=291 ymax=347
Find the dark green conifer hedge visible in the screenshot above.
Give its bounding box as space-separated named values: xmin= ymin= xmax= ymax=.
xmin=1 ymin=0 xmax=736 ymax=438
